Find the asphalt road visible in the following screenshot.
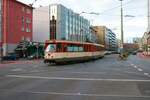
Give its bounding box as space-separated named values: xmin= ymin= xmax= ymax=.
xmin=0 ymin=54 xmax=150 ymax=100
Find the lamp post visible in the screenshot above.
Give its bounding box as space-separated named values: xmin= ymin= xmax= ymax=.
xmin=147 ymin=34 xmax=150 ymax=55
xmin=78 ymin=12 xmax=99 ymax=42
xmin=80 ymin=29 xmax=83 ymax=42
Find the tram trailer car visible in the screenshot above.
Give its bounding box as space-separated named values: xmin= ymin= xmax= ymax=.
xmin=44 ymin=40 xmax=105 ymax=64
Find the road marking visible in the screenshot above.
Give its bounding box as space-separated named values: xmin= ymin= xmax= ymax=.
xmin=144 ymin=73 xmax=149 ymax=76
xmin=130 ymin=64 xmax=134 ymax=66
xmin=28 ymin=91 xmax=150 ymax=97
xmin=39 ymin=71 xmax=106 ymax=75
xmin=133 ymin=65 xmax=137 ymax=68
xmin=6 ymin=75 xmax=150 ymax=82
xmin=137 ymin=68 xmax=143 ymax=72
xmin=33 ymin=65 xmax=39 ymax=68
xmin=11 ymin=68 xmax=23 ymax=71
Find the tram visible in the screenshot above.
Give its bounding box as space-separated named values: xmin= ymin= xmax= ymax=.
xmin=44 ymin=40 xmax=105 ymax=64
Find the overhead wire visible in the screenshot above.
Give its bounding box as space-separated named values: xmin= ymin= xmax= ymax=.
xmin=98 ymin=0 xmax=136 ymax=15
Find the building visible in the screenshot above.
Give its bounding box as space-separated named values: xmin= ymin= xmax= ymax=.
xmin=33 ymin=4 xmax=91 ymax=42
xmin=92 ymin=26 xmax=117 ymax=51
xmin=33 ymin=6 xmax=50 ymax=42
xmin=123 ymin=43 xmax=139 ymax=52
xmin=107 ymin=29 xmax=117 ymax=51
xmin=89 ymin=27 xmax=99 ymax=43
xmin=0 ymin=0 xmax=33 ymax=56
xmin=133 ymin=37 xmax=143 ymax=50
xmin=142 ymin=32 xmax=150 ymax=53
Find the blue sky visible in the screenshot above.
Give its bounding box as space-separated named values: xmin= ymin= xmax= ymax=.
xmin=18 ymin=0 xmax=147 ymax=42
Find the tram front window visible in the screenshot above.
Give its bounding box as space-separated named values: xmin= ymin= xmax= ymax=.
xmin=45 ymin=44 xmax=56 ymax=52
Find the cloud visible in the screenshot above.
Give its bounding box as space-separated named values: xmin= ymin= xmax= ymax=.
xmin=18 ymin=0 xmax=147 ymax=40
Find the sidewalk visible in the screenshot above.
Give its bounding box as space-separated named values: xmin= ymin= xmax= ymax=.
xmin=0 ymin=59 xmax=43 ymax=65
xmin=137 ymin=52 xmax=150 ymax=59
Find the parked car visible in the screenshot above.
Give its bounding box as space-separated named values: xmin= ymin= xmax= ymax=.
xmin=132 ymin=51 xmax=137 ymax=55
xmin=137 ymin=49 xmax=143 ymax=53
xmin=105 ymin=51 xmax=112 ymax=55
xmin=2 ymin=53 xmax=19 ymax=61
xmin=111 ymin=51 xmax=120 ymax=54
xmin=27 ymin=53 xmax=44 ymax=60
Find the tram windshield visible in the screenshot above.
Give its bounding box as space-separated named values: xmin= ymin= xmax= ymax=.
xmin=45 ymin=44 xmax=56 ymax=52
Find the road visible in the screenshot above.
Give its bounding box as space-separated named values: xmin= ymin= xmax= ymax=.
xmin=0 ymin=54 xmax=150 ymax=100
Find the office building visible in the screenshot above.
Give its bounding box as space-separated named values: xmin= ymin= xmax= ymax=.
xmin=33 ymin=4 xmax=91 ymax=42
xmin=92 ymin=26 xmax=117 ymax=51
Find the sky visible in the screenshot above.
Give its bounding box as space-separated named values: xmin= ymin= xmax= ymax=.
xmin=18 ymin=0 xmax=147 ymax=42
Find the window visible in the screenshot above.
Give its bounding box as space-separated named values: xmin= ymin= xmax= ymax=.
xmin=22 ymin=36 xmax=25 ymax=40
xmin=79 ymin=47 xmax=83 ymax=52
xmin=57 ymin=43 xmax=62 ymax=52
xmin=22 ymin=16 xmax=25 ymax=23
xmin=26 ymin=37 xmax=31 ymax=41
xmin=22 ymin=16 xmax=25 ymax=31
xmin=22 ymin=7 xmax=25 ymax=12
xmin=26 ymin=18 xmax=31 ymax=23
xmin=26 ymin=28 xmax=31 ymax=32
xmin=26 ymin=8 xmax=31 ymax=14
xmin=67 ymin=45 xmax=83 ymax=52
xmin=21 ymin=27 xmax=24 ymax=31
xmin=67 ymin=46 xmax=74 ymax=52
xmin=26 ymin=22 xmax=31 ymax=32
xmin=45 ymin=44 xmax=56 ymax=52
xmin=74 ymin=46 xmax=79 ymax=52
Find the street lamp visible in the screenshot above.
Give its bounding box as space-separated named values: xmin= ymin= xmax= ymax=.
xmin=79 ymin=11 xmax=100 ymax=16
xmin=78 ymin=12 xmax=99 ymax=42
xmin=147 ymin=33 xmax=150 ymax=55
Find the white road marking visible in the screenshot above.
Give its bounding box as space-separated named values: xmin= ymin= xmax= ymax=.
xmin=130 ymin=64 xmax=134 ymax=66
xmin=77 ymin=92 xmax=81 ymax=95
xmin=33 ymin=65 xmax=38 ymax=68
xmin=137 ymin=68 xmax=143 ymax=72
xmin=134 ymin=66 xmax=137 ymax=68
xmin=6 ymin=75 xmax=150 ymax=82
xmin=29 ymin=70 xmax=39 ymax=73
xmin=11 ymin=68 xmax=22 ymax=71
xmin=29 ymin=91 xmax=150 ymax=97
xmin=40 ymin=71 xmax=106 ymax=75
xmin=144 ymin=73 xmax=149 ymax=76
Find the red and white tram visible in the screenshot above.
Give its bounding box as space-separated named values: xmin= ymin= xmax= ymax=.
xmin=44 ymin=40 xmax=105 ymax=64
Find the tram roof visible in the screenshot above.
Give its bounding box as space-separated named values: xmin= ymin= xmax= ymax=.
xmin=45 ymin=40 xmax=104 ymax=47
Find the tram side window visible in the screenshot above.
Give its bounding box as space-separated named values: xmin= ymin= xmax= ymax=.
xmin=67 ymin=46 xmax=74 ymax=52
xmin=96 ymin=46 xmax=101 ymax=51
xmin=45 ymin=44 xmax=56 ymax=52
xmin=74 ymin=46 xmax=78 ymax=52
xmin=57 ymin=43 xmax=62 ymax=52
xmin=67 ymin=45 xmax=84 ymax=52
xmin=79 ymin=47 xmax=83 ymax=52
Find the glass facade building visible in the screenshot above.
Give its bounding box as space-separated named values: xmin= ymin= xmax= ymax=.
xmin=50 ymin=4 xmax=91 ymax=42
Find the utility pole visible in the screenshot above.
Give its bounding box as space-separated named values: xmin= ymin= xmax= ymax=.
xmin=147 ymin=0 xmax=150 ymax=55
xmin=148 ymin=0 xmax=150 ymax=32
xmin=119 ymin=0 xmax=124 ymax=52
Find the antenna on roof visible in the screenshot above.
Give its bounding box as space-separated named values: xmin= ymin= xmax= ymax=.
xmin=30 ymin=0 xmax=38 ymax=7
